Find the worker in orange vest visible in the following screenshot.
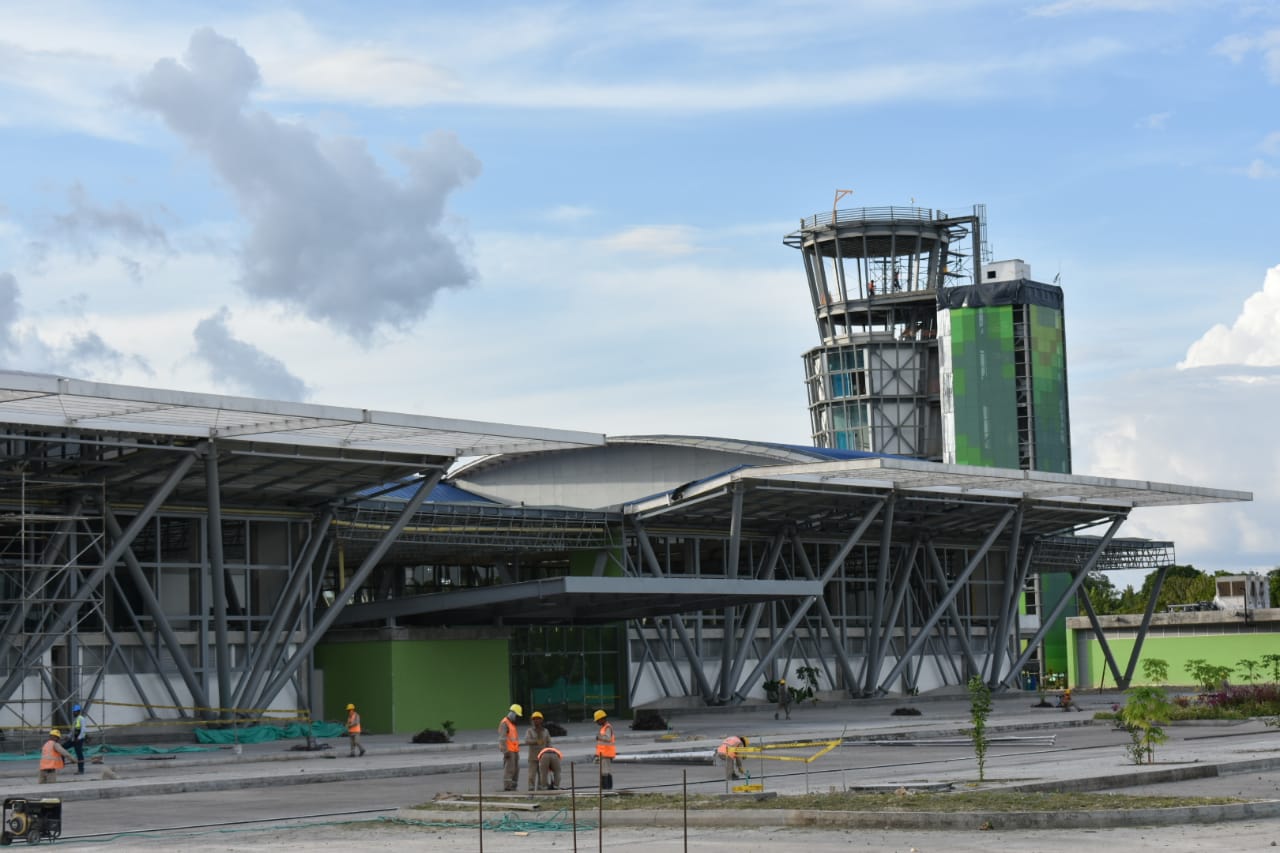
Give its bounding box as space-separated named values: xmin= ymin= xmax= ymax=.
xmin=499 ymin=704 xmax=522 ymax=791
xmin=537 ymin=745 xmax=563 ymax=790
xmin=345 ymin=703 xmax=366 ymax=757
xmin=593 ymin=708 xmax=615 ymax=790
xmin=717 ymin=734 xmax=749 ymax=780
xmin=39 ymin=729 xmax=74 ymax=784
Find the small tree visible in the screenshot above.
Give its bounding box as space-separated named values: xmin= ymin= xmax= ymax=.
xmin=1119 ymin=686 xmax=1173 ymax=765
xmin=1238 ymin=658 xmax=1262 ymax=684
xmin=1186 ymin=659 xmax=1233 ymax=692
xmin=967 ymin=675 xmax=992 ymax=782
xmin=1139 ymin=657 xmax=1168 ymax=685
xmin=1262 ymin=654 xmax=1280 ymax=684
xmin=796 ymin=665 xmax=822 ymax=703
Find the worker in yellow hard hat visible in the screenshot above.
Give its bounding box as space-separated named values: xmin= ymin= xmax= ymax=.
xmin=345 ymin=703 xmax=366 ymax=757
xmin=524 ymin=710 xmax=551 ymax=790
xmin=593 ymin=709 xmax=616 ymax=790
xmin=39 ymin=729 xmax=74 ymax=784
xmin=775 ymin=678 xmax=792 ymax=720
xmin=499 ymin=703 xmax=522 ymax=791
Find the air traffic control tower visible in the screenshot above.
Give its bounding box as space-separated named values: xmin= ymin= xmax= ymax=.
xmin=785 ymin=203 xmax=1071 ymax=473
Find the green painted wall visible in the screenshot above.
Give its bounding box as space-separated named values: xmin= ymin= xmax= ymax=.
xmin=1028 ymin=304 xmax=1071 ymax=474
xmin=1068 ymin=631 xmax=1279 ymax=688
xmin=1039 ymin=573 xmax=1075 ymax=679
xmin=317 ymin=637 xmax=510 ymax=734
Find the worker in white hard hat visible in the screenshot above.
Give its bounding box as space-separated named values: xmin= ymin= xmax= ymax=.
xmin=524 ymin=710 xmax=551 ymax=790
xmin=39 ymin=729 xmax=74 ymax=784
xmin=345 ymin=703 xmax=366 ymax=757
xmin=499 ymin=703 xmax=523 ymax=790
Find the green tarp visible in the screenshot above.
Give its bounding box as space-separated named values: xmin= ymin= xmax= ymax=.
xmin=193 ymin=721 xmax=346 ymax=744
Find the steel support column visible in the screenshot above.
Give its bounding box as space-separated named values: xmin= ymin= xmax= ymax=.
xmin=874 ymin=507 xmax=1015 ymax=695
xmin=633 ymin=521 xmax=717 ymax=703
xmin=205 ymin=447 xmax=231 ymax=718
xmin=862 ymin=496 xmax=897 ymax=693
xmin=1118 ymin=563 xmax=1172 ymax=689
xmin=233 ymin=509 xmax=335 ymax=711
xmin=730 ymin=500 xmax=884 ymax=702
xmin=723 ymin=529 xmax=787 ymax=701
xmin=718 ymin=486 xmax=744 ymax=702
xmin=1006 ymin=516 xmax=1126 ymax=680
xmin=103 ymin=507 xmax=213 ymax=713
xmin=986 ymin=504 xmax=1025 ymax=686
xmin=789 ymin=530 xmax=860 ymax=698
xmin=0 ymin=451 xmax=197 ymax=703
xmin=253 ymin=471 xmax=442 ymax=709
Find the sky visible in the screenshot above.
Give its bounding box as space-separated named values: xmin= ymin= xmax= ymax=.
xmin=0 ymin=0 xmax=1277 ymax=585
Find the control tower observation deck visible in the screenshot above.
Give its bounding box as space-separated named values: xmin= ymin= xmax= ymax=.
xmin=784 ymin=204 xmax=1070 ymax=473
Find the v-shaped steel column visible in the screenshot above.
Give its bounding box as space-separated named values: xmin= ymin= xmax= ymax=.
xmin=0 ymin=451 xmax=197 ymax=703
xmin=252 ymin=471 xmax=441 ymax=710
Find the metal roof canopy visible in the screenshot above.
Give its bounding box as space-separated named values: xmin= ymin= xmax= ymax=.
xmin=626 ymin=457 xmax=1250 ymax=547
xmin=0 ymin=372 xmax=604 ymax=458
xmin=0 ymin=372 xmax=604 ymax=509
xmin=334 ymin=576 xmax=826 ymax=626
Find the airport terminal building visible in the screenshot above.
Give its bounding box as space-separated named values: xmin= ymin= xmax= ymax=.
xmin=0 ymin=206 xmax=1252 ymax=739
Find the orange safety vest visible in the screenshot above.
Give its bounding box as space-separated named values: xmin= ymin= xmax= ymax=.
xmin=717 ymin=736 xmax=743 ymax=757
xmin=347 ymin=710 xmax=361 ymax=734
xmin=40 ymin=739 xmax=64 ymax=771
xmin=537 ymin=746 xmax=562 ymax=762
xmin=595 ymin=722 xmax=616 ymax=759
xmin=500 ymin=717 xmax=519 ymax=753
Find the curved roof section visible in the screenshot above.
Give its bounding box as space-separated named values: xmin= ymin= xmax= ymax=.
xmin=450 ymin=434 xmax=887 ymax=479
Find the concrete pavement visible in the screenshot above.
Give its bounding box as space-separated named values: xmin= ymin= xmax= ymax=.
xmin=3 ymin=688 xmax=1279 ymax=830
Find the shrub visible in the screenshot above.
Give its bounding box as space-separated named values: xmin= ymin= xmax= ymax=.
xmin=1119 ymin=686 xmax=1172 ymax=765
xmin=967 ymin=676 xmax=992 ymax=782
xmin=1140 ymin=658 xmax=1168 ymax=684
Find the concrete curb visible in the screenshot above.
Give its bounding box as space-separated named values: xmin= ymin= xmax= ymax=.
xmin=396 ymin=800 xmax=1280 ymax=831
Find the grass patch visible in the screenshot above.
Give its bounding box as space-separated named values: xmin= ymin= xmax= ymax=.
xmin=432 ymin=791 xmax=1241 ymax=814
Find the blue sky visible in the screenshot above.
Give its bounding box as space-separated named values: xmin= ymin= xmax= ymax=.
xmin=1 ymin=0 xmax=1277 ymax=582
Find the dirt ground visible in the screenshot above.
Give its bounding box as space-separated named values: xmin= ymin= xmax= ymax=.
xmin=42 ymin=814 xmax=1280 ymax=852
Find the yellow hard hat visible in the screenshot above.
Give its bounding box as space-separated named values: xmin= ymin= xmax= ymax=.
xmin=49 ymin=729 xmax=61 ymax=738
xmin=741 ymin=737 xmax=749 ymax=746
xmin=593 ymin=709 xmax=607 ymax=722
xmin=531 ymin=711 xmax=544 ymax=719
xmin=779 ymin=678 xmax=785 ymax=684
xmin=345 ymin=703 xmax=355 ymax=711
xmin=509 ymin=704 xmax=523 ymax=716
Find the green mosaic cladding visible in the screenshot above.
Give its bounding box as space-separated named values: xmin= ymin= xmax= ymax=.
xmin=948 ymin=306 xmax=1019 ymax=467
xmin=1029 ymin=304 xmax=1071 ymax=474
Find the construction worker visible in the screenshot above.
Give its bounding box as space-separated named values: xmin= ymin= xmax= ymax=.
xmin=499 ymin=704 xmax=522 ymax=790
xmin=345 ymin=703 xmax=366 ymax=757
xmin=524 ymin=710 xmax=551 ymax=790
xmin=1059 ymin=689 xmax=1081 ymax=712
xmin=593 ymin=709 xmax=615 ymax=790
xmin=39 ymin=729 xmax=74 ymax=784
xmin=717 ymin=734 xmax=748 ymax=780
xmin=537 ymin=745 xmax=563 ymax=791
xmin=70 ymin=704 xmax=87 ymax=775
xmin=775 ymin=678 xmax=792 ymax=720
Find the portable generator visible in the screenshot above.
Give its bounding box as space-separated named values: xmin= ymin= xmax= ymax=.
xmin=0 ymin=797 xmax=62 ymax=845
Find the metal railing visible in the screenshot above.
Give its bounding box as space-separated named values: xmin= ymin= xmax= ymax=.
xmin=796 ymin=206 xmax=937 ymax=231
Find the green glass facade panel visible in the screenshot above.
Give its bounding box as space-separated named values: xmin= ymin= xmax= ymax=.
xmin=1029 ymin=304 xmax=1071 ymax=474
xmin=947 ymin=306 xmax=1019 ymax=468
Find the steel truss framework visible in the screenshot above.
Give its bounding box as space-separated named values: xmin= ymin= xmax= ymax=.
xmin=618 ymin=462 xmax=1232 ymax=705
xmin=0 ymin=374 xmax=603 ymax=737
xmin=0 ymin=374 xmax=1250 ymax=729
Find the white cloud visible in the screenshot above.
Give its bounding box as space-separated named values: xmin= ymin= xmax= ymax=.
xmin=544 ymin=205 xmax=595 ymax=223
xmin=192 ymin=306 xmax=308 ymax=400
xmin=1179 ymin=264 xmax=1280 ymax=367
xmin=594 ymin=225 xmax=701 ymax=256
xmin=1261 ymin=131 xmax=1280 ymax=155
xmin=1031 ymin=0 xmax=1205 ymax=17
xmin=127 ymin=28 xmax=482 ymax=344
xmin=1072 ymin=264 xmax=1280 ymax=570
xmin=1245 ymin=159 xmax=1280 ymax=179
xmin=1215 ymin=28 xmax=1280 ymax=83
xmin=1136 ymin=111 xmax=1172 ymax=129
